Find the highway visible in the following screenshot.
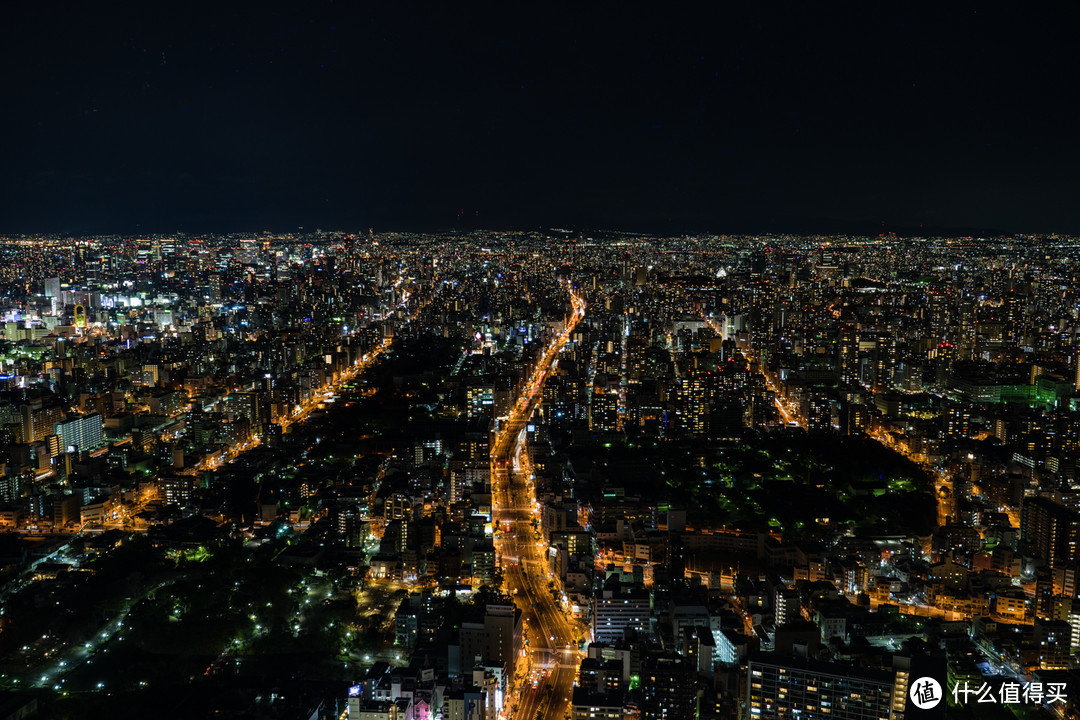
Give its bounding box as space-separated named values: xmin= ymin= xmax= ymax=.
xmin=492 ymin=285 xmax=585 ymax=720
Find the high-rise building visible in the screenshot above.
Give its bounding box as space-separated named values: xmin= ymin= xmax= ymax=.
xmin=449 ymin=471 xmax=471 ymax=505
xmin=774 ymin=587 xmax=801 ymax=626
xmin=592 ymin=587 xmax=652 ymax=644
xmin=465 ymin=383 xmax=494 ymax=419
xmin=747 ymin=653 xmax=908 ymax=720
xmin=589 ymin=374 xmax=620 ymax=432
xmin=458 ymin=603 xmax=522 ymax=680
xmin=209 ymin=273 xmax=222 ymax=304
xmin=1003 ymin=290 xmax=1023 ymax=342
xmin=20 ymin=403 xmax=66 ymax=444
xmin=675 ymin=371 xmax=709 ymax=437
xmin=0 ymin=473 xmax=20 ymax=505
xmin=838 ymin=325 xmax=859 ymax=385
xmin=933 ymin=342 xmax=955 ymax=387
xmin=443 ymin=687 xmax=486 ymax=720
xmin=927 ymin=292 xmax=950 ymax=342
xmin=52 ymin=494 xmax=80 ymax=528
xmin=53 ymin=413 xmax=103 ymax=453
xmin=840 ymin=400 xmax=868 ymax=436
xmin=1021 ymin=496 xmax=1080 ymax=569
xmin=873 ymin=331 xmax=897 ymax=392
xmin=944 ymin=403 xmax=970 ymax=438
xmin=1034 ymin=619 xmax=1072 ymax=670
xmin=640 ymin=652 xmax=696 ymax=720
xmin=160 ymin=475 xmax=194 ymax=505
xmin=571 ymin=688 xmax=624 ymax=720
xmin=384 ymin=493 xmax=411 ymax=522
xmin=805 ymin=394 xmax=832 ymax=432
xmin=471 ymin=542 xmax=496 ymax=586
xmin=44 ymin=277 xmax=61 ymax=299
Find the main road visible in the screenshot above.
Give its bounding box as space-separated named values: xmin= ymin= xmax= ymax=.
xmin=193 ymin=281 xmax=428 ymax=473
xmin=492 ymin=285 xmax=585 ymax=720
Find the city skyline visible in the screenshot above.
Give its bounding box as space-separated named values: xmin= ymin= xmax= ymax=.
xmin=4 ymin=3 xmax=1080 ymax=719
xmin=0 ymin=230 xmax=1077 ymax=717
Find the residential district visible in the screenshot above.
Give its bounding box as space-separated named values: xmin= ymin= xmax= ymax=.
xmin=0 ymin=231 xmax=1078 ymax=720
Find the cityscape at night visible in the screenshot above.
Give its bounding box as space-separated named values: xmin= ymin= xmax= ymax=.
xmin=0 ymin=231 xmax=1078 ymax=720
xmin=3 ymin=2 xmax=1080 ymax=720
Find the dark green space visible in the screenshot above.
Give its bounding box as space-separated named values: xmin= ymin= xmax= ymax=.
xmin=575 ymin=432 xmax=935 ymax=537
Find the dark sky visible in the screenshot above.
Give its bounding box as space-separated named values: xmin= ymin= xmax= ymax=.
xmin=2 ymin=2 xmax=1079 ymax=235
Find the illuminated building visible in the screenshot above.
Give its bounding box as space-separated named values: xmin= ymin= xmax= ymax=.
xmin=838 ymin=325 xmax=859 ymax=385
xmin=571 ymin=688 xmax=624 ymax=720
xmin=805 ymin=394 xmax=832 ymax=432
xmin=640 ymin=652 xmax=695 ymax=720
xmin=20 ymin=402 xmax=65 ymax=443
xmin=675 ymin=371 xmax=708 ymax=437
xmin=592 ymin=586 xmax=652 ymax=644
xmin=54 ymin=412 xmax=104 ymax=453
xmin=459 ymin=603 xmax=522 ymax=682
xmin=589 ymin=374 xmax=619 ymax=432
xmin=465 ymin=382 xmax=494 ymax=419
xmin=1021 ymin=496 xmax=1080 ymax=569
xmin=747 ymin=653 xmax=908 ymax=720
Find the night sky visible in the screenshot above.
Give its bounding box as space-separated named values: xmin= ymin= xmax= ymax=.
xmin=2 ymin=2 xmax=1079 ymax=235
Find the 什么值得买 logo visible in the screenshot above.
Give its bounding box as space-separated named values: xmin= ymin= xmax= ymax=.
xmin=910 ymin=677 xmax=942 ymax=710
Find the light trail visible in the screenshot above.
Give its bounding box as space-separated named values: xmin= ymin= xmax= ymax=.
xmin=492 ymin=285 xmax=585 ymax=720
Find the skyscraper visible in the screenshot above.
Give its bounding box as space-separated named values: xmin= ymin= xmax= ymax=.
xmin=675 ymin=371 xmax=708 ymax=437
